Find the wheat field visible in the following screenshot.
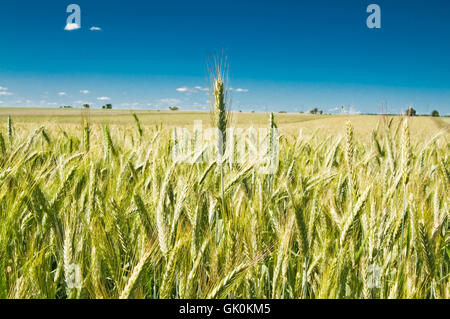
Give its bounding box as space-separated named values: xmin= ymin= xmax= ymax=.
xmin=0 ymin=111 xmax=448 ymax=299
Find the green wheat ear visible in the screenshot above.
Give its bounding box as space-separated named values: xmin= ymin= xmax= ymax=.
xmin=0 ymin=133 xmax=5 ymax=155
xmin=7 ymin=116 xmax=13 ymax=144
xmin=83 ymin=119 xmax=90 ymax=152
xmin=400 ymin=118 xmax=411 ymax=185
xmin=269 ymin=112 xmax=277 ymax=129
xmin=268 ymin=112 xmax=278 ymax=173
xmin=214 ymin=75 xmax=227 ymax=155
xmin=345 ymin=120 xmax=354 ymax=169
xmin=345 ymin=120 xmax=355 ymax=205
xmin=132 ymin=113 xmax=143 ymax=139
xmin=208 ymin=52 xmax=231 ymax=208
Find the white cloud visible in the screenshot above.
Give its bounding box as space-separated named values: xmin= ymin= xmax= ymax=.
xmin=157 ymin=98 xmax=181 ymax=107
xmin=64 ymin=23 xmax=80 ymax=31
xmin=58 ymin=92 xmax=67 ymax=96
xmin=194 ymin=86 xmax=209 ymax=91
xmin=90 ymin=26 xmax=102 ymax=31
xmin=0 ymin=92 xmax=12 ymax=96
xmin=97 ymin=96 xmax=111 ymax=101
xmin=235 ymin=88 xmax=249 ymax=93
xmin=177 ymin=86 xmax=209 ymax=93
xmin=0 ymin=101 xmax=3 ymax=104
xmin=328 ymin=107 xmax=340 ymax=112
xmin=121 ymin=102 xmax=140 ymax=107
xmin=192 ymin=102 xmax=208 ymax=109
xmin=80 ymin=90 xmax=90 ymax=94
xmin=0 ymin=86 xmax=7 ymax=90
xmin=74 ymin=100 xmax=92 ymax=105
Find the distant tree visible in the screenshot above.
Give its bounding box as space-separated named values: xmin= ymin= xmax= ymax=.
xmin=405 ymin=107 xmax=416 ymax=116
xmin=169 ymin=106 xmax=179 ymax=111
xmin=309 ymin=108 xmax=319 ymax=114
xmin=319 ymin=110 xmax=323 ymax=115
xmin=279 ymin=111 xmax=287 ymax=114
xmin=102 ymin=105 xmax=106 ymax=109
xmin=106 ymin=104 xmax=112 ymax=109
xmin=83 ymin=104 xmax=90 ymax=109
xmin=431 ymin=110 xmax=440 ymax=117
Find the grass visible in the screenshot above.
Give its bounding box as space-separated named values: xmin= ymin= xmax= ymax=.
xmin=0 ymin=109 xmax=448 ymax=299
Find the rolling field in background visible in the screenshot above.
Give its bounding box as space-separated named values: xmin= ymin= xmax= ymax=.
xmin=0 ymin=108 xmax=447 ymax=139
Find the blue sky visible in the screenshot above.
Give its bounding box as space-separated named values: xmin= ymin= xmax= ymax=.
xmin=0 ymin=0 xmax=449 ymax=114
